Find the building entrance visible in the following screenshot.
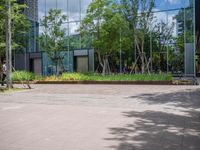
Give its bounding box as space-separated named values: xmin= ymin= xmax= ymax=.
xmin=75 ymin=56 xmax=88 ymax=72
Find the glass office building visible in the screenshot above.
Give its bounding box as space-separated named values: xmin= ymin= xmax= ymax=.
xmin=145 ymin=0 xmax=196 ymax=76
xmin=15 ymin=0 xmax=41 ymax=74
xmin=196 ymin=0 xmax=200 ymax=75
xmin=14 ymin=0 xmax=199 ymax=76
xmin=38 ymin=0 xmax=94 ymax=75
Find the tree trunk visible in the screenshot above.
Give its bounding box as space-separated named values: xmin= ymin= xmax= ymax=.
xmin=141 ymin=40 xmax=145 ymax=74
xmin=102 ymin=59 xmax=106 ymax=76
xmin=0 ymin=60 xmax=2 ymax=74
xmin=102 ymin=56 xmax=111 ymax=76
xmin=134 ymin=38 xmax=146 ymax=74
xmin=97 ymin=51 xmax=103 ymax=68
xmin=55 ymin=62 xmax=58 ymax=75
xmin=96 ymin=51 xmax=104 ymax=74
xmin=141 ymin=53 xmax=145 ymax=74
xmin=144 ymin=55 xmax=151 ymax=74
xmin=6 ymin=0 xmax=12 ymax=89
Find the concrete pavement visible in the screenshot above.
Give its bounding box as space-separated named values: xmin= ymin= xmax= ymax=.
xmin=0 ymin=84 xmax=200 ymax=150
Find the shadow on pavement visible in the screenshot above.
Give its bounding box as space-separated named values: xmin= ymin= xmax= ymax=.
xmin=105 ymin=89 xmax=200 ymax=150
xmin=127 ymin=88 xmax=200 ymax=109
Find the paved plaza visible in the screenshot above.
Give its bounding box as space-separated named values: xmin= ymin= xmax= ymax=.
xmin=0 ymin=84 xmax=200 ymax=150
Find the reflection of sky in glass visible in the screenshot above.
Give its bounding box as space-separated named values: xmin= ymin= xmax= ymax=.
xmin=38 ymin=0 xmax=193 ymax=35
xmin=152 ymin=10 xmax=180 ymax=37
xmin=38 ymin=0 xmax=92 ymax=34
xmin=152 ymin=0 xmax=193 ymax=37
xmin=38 ymin=0 xmax=92 ymax=21
xmin=39 ymin=0 xmax=193 ymax=20
xmin=154 ymin=0 xmax=191 ymax=10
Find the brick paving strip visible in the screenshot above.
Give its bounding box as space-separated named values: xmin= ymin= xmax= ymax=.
xmin=0 ymin=84 xmax=199 ymax=150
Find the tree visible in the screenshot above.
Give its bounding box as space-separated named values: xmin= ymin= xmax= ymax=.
xmin=79 ymin=0 xmax=131 ymax=75
xmin=39 ymin=9 xmax=67 ymax=75
xmin=0 ymin=0 xmax=30 ymax=88
xmin=119 ymin=0 xmax=154 ymax=74
xmin=0 ymin=0 xmax=30 ymax=61
xmin=152 ymin=21 xmax=175 ymax=72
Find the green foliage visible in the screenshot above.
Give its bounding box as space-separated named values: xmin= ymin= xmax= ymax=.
xmin=12 ymin=71 xmax=36 ymax=81
xmin=11 ymin=71 xmax=172 ymax=81
xmin=39 ymin=9 xmax=67 ymax=74
xmin=39 ymin=9 xmax=67 ymax=53
xmin=79 ymin=0 xmax=131 ymax=74
xmin=59 ymin=73 xmax=172 ymax=81
xmin=119 ymin=0 xmax=155 ymax=73
xmin=61 ymin=73 xmax=89 ymax=81
xmin=0 ymin=0 xmax=30 ymax=60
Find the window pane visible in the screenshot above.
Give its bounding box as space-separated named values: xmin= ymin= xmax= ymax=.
xmin=69 ymin=0 xmax=80 ymax=21
xmin=81 ymin=0 xmax=92 ymax=19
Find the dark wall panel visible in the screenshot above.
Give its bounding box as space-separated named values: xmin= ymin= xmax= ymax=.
xmin=196 ymin=0 xmax=200 ymax=52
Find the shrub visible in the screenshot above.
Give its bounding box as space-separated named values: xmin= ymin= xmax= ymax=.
xmin=12 ymin=71 xmax=36 ymax=81
xmin=12 ymin=72 xmax=172 ymax=82
xmin=60 ymin=73 xmax=172 ymax=81
xmin=44 ymin=75 xmax=61 ymax=81
xmin=61 ymin=73 xmax=89 ymax=81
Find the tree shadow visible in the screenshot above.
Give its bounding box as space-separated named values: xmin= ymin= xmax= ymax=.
xmin=105 ymin=89 xmax=200 ymax=150
xmin=0 ymin=87 xmax=29 ymax=93
xmin=0 ymin=87 xmax=6 ymax=93
xmin=127 ymin=89 xmax=200 ymax=109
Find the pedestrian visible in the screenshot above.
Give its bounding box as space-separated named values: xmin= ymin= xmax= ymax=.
xmin=1 ymin=61 xmax=6 ymax=86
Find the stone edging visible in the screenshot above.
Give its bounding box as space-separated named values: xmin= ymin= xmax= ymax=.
xmin=34 ymin=80 xmax=173 ymax=85
xmin=13 ymin=80 xmax=197 ymax=85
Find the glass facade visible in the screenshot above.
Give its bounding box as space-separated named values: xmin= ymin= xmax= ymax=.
xmin=14 ymin=0 xmax=41 ymax=75
xmin=195 ymin=1 xmax=200 ymax=75
xmin=15 ymin=0 xmax=198 ymax=76
xmin=142 ymin=0 xmax=195 ymax=75
xmin=42 ymin=51 xmax=74 ymax=76
xmin=38 ymin=0 xmax=93 ymax=75
xmin=19 ymin=0 xmax=39 ymax=53
xmin=38 ymin=0 xmax=92 ymax=50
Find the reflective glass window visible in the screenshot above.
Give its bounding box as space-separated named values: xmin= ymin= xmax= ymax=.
xmin=81 ymin=0 xmax=92 ymax=19
xmin=68 ymin=0 xmax=81 ymax=21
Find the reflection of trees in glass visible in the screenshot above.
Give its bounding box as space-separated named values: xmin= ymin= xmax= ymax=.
xmin=62 ymin=34 xmax=92 ymax=50
xmin=79 ymin=0 xmax=131 ymax=75
xmin=166 ymin=7 xmax=194 ymax=73
xmin=119 ymin=0 xmax=155 ymax=74
xmin=64 ymin=35 xmax=80 ymax=50
xmin=174 ymin=7 xmax=194 ymax=43
xmin=150 ymin=6 xmax=194 ymax=73
xmin=118 ymin=0 xmax=195 ymax=74
xmin=170 ymin=32 xmax=188 ymax=73
xmin=39 ymin=9 xmax=67 ymax=75
xmin=150 ymin=21 xmax=175 ymax=72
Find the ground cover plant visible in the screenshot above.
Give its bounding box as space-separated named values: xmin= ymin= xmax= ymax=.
xmin=11 ymin=71 xmax=172 ymax=82
xmin=60 ymin=73 xmax=172 ymax=81
xmin=12 ymin=71 xmax=37 ymax=81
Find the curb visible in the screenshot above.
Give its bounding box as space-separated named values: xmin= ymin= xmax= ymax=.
xmin=34 ymin=80 xmax=173 ymax=85
xmin=12 ymin=80 xmax=198 ymax=85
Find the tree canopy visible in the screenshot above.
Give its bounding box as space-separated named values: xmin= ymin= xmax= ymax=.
xmin=79 ymin=0 xmax=131 ymax=75
xmin=0 ymin=0 xmax=30 ymax=61
xmin=39 ymin=9 xmax=67 ymax=75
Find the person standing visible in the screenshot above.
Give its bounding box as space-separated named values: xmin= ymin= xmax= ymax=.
xmin=1 ymin=61 xmax=6 ymax=86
